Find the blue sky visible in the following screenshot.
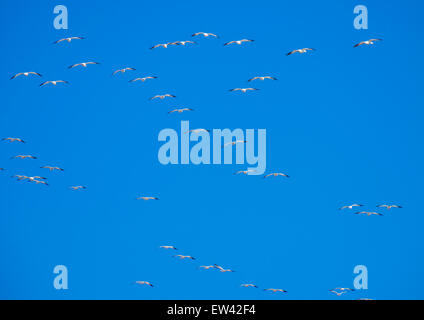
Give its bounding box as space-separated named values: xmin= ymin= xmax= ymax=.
xmin=0 ymin=0 xmax=423 ymax=299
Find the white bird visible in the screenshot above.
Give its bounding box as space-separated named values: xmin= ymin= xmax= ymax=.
xmin=171 ymin=40 xmax=196 ymax=46
xmin=332 ymin=287 xmax=355 ymax=292
xmin=214 ymin=264 xmax=235 ymax=272
xmin=224 ymin=39 xmax=254 ymax=46
xmin=377 ymin=204 xmax=402 ymax=210
xmin=70 ymin=186 xmax=86 ymax=190
xmin=168 ymin=108 xmax=194 ymax=114
xmin=160 ymin=246 xmax=177 ymax=250
xmin=229 ymin=88 xmax=259 ymax=93
xmin=248 ymin=76 xmax=277 ymax=82
xmin=329 ymin=290 xmax=346 ymax=296
xmin=264 ymin=288 xmax=287 ymax=293
xmin=10 ymin=72 xmax=42 ymax=80
xmin=137 ymin=196 xmax=159 ymax=201
xmin=355 ymin=211 xmax=383 ymax=216
xmin=192 ymin=32 xmax=218 ymax=38
xmin=68 ymin=62 xmax=100 ymax=69
xmin=286 ymin=48 xmax=315 ymax=56
xmin=150 ymin=94 xmax=176 ymax=100
xmin=112 ymin=67 xmax=136 ymax=75
xmin=340 ymin=204 xmax=364 ymax=210
xmin=150 ymin=43 xmax=177 ymax=49
xmin=241 ymin=284 xmax=258 ymax=288
xmin=223 ymin=140 xmax=247 ymax=148
xmin=199 ymin=265 xmax=216 ymax=270
xmin=263 ymin=173 xmax=290 ymax=179
xmin=354 ymin=39 xmax=383 ymax=48
xmin=54 ymin=36 xmax=85 ymax=44
xmin=234 ymin=169 xmax=256 ymax=175
xmin=32 ymin=179 xmax=49 ymax=186
xmin=135 ymin=281 xmax=153 ymax=287
xmin=40 ymin=80 xmax=69 ymax=87
xmin=174 ymin=255 xmax=195 ymax=260
xmin=11 ymin=155 xmax=37 ymax=159
xmin=129 ymin=76 xmax=157 ymax=83
xmin=13 ymin=175 xmax=30 ymax=181
xmin=2 ymin=137 xmax=25 ymax=143
xmin=41 ymin=166 xmax=64 ymax=172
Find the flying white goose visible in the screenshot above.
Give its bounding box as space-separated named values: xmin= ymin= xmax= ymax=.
xmin=229 ymin=88 xmax=259 ymax=93
xmin=355 ymin=211 xmax=383 ymax=216
xmin=40 ymin=80 xmax=69 ymax=87
xmin=150 ymin=94 xmax=176 ymax=100
xmin=354 ymin=39 xmax=382 ymax=48
xmin=10 ymin=72 xmax=42 ymax=80
xmin=214 ymin=264 xmax=235 ymax=272
xmin=129 ymin=76 xmax=157 ymax=83
xmin=32 ymin=179 xmax=49 ymax=186
xmin=377 ymin=204 xmax=402 ymax=210
xmin=171 ymin=40 xmax=196 ymax=46
xmin=2 ymin=137 xmax=25 ymax=143
xmin=70 ymin=186 xmax=86 ymax=190
xmin=329 ymin=290 xmax=346 ymax=296
xmin=112 ymin=67 xmax=136 ymax=75
xmin=41 ymin=166 xmax=64 ymax=171
xmin=241 ymin=284 xmax=258 ymax=288
xmin=11 ymin=155 xmax=37 ymax=159
xmin=192 ymin=32 xmax=218 ymax=38
xmin=160 ymin=246 xmax=177 ymax=250
xmin=135 ymin=281 xmax=153 ymax=287
xmin=168 ymin=108 xmax=194 ymax=114
xmin=150 ymin=43 xmax=177 ymax=49
xmin=223 ymin=140 xmax=247 ymax=147
xmin=286 ymin=48 xmax=315 ymax=56
xmin=263 ymin=173 xmax=290 ymax=178
xmin=54 ymin=36 xmax=85 ymax=44
xmin=234 ymin=169 xmax=256 ymax=175
xmin=248 ymin=76 xmax=277 ymax=82
xmin=224 ymin=39 xmax=254 ymax=46
xmin=199 ymin=265 xmax=216 ymax=270
xmin=340 ymin=204 xmax=363 ymax=210
xmin=264 ymin=288 xmax=287 ymax=293
xmin=174 ymin=255 xmax=195 ymax=260
xmin=68 ymin=62 xmax=100 ymax=69
xmin=332 ymin=287 xmax=355 ymax=292
xmin=137 ymin=196 xmax=159 ymax=201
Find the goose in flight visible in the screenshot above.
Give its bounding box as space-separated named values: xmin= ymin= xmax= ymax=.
xmin=264 ymin=288 xmax=287 ymax=293
xmin=355 ymin=211 xmax=383 ymax=216
xmin=223 ymin=140 xmax=247 ymax=148
xmin=171 ymin=40 xmax=196 ymax=46
xmin=68 ymin=62 xmax=100 ymax=69
xmin=174 ymin=255 xmax=195 ymax=260
xmin=41 ymin=166 xmax=64 ymax=171
xmin=10 ymin=72 xmax=42 ymax=80
xmin=112 ymin=67 xmax=136 ymax=75
xmin=27 ymin=176 xmax=47 ymax=181
xmin=354 ymin=39 xmax=383 ymax=48
xmin=40 ymin=80 xmax=69 ymax=87
xmin=54 ymin=36 xmax=84 ymax=44
xmin=199 ymin=265 xmax=216 ymax=270
xmin=2 ymin=137 xmax=25 ymax=143
xmin=234 ymin=169 xmax=256 ymax=175
xmin=286 ymin=48 xmax=315 ymax=56
xmin=340 ymin=204 xmax=364 ymax=210
xmin=332 ymin=287 xmax=355 ymax=292
xmin=129 ymin=76 xmax=157 ymax=83
xmin=229 ymin=88 xmax=259 ymax=93
xmin=224 ymin=39 xmax=254 ymax=46
xmin=192 ymin=32 xmax=218 ymax=38
xmin=263 ymin=173 xmax=290 ymax=178
xmin=214 ymin=264 xmax=235 ymax=273
xmin=160 ymin=246 xmax=177 ymax=250
xmin=136 ymin=281 xmax=153 ymax=287
xmin=137 ymin=196 xmax=159 ymax=201
xmin=329 ymin=290 xmax=346 ymax=296
xmin=241 ymin=284 xmax=258 ymax=288
xmin=168 ymin=108 xmax=194 ymax=114
xmin=11 ymin=155 xmax=37 ymax=159
xmin=32 ymin=179 xmax=49 ymax=186
xmin=248 ymin=76 xmax=277 ymax=82
xmin=13 ymin=175 xmax=30 ymax=181
xmin=70 ymin=186 xmax=86 ymax=190
xmin=150 ymin=43 xmax=177 ymax=49
xmin=150 ymin=94 xmax=176 ymax=100
xmin=377 ymin=204 xmax=402 ymax=210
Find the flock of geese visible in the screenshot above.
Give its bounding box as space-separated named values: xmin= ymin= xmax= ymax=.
xmin=3 ymin=30 xmax=391 ymax=300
